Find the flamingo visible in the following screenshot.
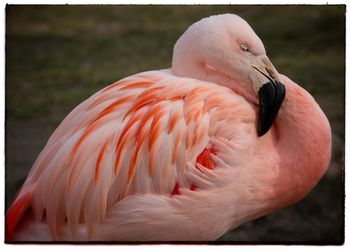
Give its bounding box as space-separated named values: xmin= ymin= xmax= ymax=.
xmin=6 ymin=13 xmax=331 ymax=242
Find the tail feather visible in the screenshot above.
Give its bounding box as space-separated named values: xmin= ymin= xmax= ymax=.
xmin=5 ymin=192 xmax=32 ymax=241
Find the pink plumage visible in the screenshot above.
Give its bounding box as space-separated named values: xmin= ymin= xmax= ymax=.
xmin=6 ymin=13 xmax=331 ymax=241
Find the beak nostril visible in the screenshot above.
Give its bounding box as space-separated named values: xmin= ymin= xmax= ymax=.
xmin=265 ymin=67 xmax=275 ymax=80
xmin=253 ymin=65 xmax=275 ymax=84
xmin=265 ymin=67 xmax=270 ymax=75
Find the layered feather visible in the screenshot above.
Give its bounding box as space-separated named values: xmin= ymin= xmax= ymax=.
xmin=7 ymin=69 xmax=256 ymax=240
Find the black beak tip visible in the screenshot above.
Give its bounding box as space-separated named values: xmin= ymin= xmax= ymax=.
xmin=257 ymin=81 xmax=286 ymax=137
xmin=257 ymin=124 xmax=270 ymax=137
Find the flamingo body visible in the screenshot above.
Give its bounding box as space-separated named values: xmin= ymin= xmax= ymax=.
xmin=6 ymin=14 xmax=332 ymax=241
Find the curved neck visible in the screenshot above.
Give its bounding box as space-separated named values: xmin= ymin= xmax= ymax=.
xmin=273 ymin=75 xmax=332 ymax=205
xmin=223 ymin=76 xmax=332 ymax=229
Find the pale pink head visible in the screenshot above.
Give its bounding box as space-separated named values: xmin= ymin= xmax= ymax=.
xmin=172 ymin=13 xmax=285 ymax=136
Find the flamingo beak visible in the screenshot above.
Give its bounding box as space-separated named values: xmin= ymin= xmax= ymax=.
xmin=251 ymin=56 xmax=286 ymax=137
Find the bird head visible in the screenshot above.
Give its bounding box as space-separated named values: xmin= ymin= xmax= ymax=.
xmin=172 ymin=13 xmax=286 ymax=136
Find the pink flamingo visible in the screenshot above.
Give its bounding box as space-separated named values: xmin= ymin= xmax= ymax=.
xmin=6 ymin=14 xmax=331 ymax=241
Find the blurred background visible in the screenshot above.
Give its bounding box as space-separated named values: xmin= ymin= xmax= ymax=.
xmin=5 ymin=5 xmax=344 ymax=244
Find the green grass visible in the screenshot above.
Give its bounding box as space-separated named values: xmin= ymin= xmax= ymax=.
xmin=6 ymin=5 xmax=345 ymax=124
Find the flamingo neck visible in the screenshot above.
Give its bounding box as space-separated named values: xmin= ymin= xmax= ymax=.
xmin=272 ymin=75 xmax=332 ymax=206
xmin=222 ymin=76 xmax=332 ymax=231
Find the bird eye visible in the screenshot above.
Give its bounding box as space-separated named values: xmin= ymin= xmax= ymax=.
xmin=240 ymin=43 xmax=249 ymax=52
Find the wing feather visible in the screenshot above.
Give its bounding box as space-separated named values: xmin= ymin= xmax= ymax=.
xmin=7 ymin=69 xmax=255 ymax=239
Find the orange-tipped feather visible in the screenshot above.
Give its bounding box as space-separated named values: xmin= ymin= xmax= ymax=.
xmin=120 ymin=81 xmax=154 ymax=90
xmin=6 ymin=193 xmax=31 ymax=241
xmin=94 ymin=140 xmax=109 ymax=182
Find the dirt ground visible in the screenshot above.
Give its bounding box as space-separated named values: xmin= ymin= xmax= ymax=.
xmin=5 ymin=5 xmax=345 ymax=244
